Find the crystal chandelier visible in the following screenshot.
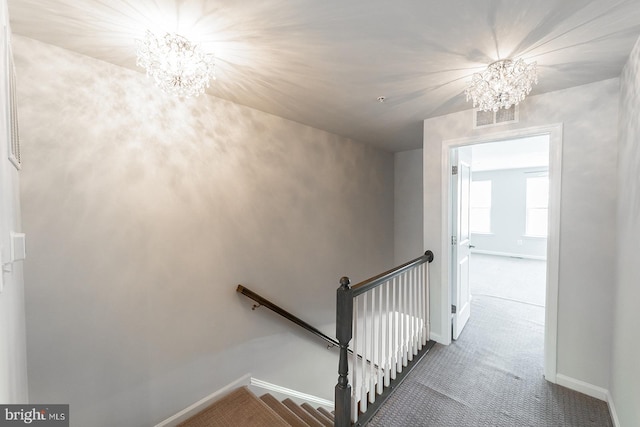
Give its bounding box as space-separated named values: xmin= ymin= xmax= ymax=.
xmin=465 ymin=58 xmax=538 ymax=112
xmin=136 ymin=30 xmax=215 ymax=98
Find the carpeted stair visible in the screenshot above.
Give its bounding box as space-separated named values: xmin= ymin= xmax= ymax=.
xmin=178 ymin=387 xmax=335 ymax=427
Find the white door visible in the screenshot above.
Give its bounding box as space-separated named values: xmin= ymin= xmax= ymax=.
xmin=451 ymin=147 xmax=472 ymax=340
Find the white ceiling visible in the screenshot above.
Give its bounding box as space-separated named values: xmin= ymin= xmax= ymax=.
xmin=7 ymin=0 xmax=640 ymax=152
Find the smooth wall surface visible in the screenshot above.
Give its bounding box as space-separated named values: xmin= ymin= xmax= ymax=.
xmin=394 ymin=149 xmax=423 ymax=265
xmin=0 ymin=0 xmax=28 ymax=404
xmin=612 ymin=36 xmax=640 ymax=427
xmin=14 ymin=36 xmax=394 ymax=426
xmin=424 ymin=79 xmax=619 ymax=391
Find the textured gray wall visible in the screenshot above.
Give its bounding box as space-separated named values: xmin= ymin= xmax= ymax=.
xmin=394 ymin=149 xmax=423 ymax=265
xmin=14 ymin=36 xmax=394 ymax=426
xmin=423 ymin=78 xmax=619 ymax=392
xmin=612 ymin=36 xmax=640 ymax=427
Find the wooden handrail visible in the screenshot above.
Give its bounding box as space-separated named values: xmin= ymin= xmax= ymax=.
xmin=237 ymin=249 xmax=435 ymax=427
xmin=237 ymin=284 xmax=382 ymax=375
xmin=351 ymin=250 xmax=434 ymax=297
xmin=237 ymin=284 xmax=339 ymax=349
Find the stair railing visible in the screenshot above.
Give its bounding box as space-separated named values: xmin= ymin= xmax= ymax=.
xmin=237 ymin=284 xmax=339 ymax=349
xmin=335 ymin=250 xmax=434 ymax=427
xmin=236 ymin=285 xmax=381 ymax=371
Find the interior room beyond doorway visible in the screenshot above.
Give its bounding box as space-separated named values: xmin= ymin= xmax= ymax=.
xmin=451 ymin=134 xmax=551 ymax=340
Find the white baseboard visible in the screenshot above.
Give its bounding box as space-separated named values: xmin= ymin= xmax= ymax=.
xmin=154 ymin=373 xmax=252 ymax=427
xmin=249 ymin=378 xmax=334 ymax=409
xmin=543 ymin=370 xmax=556 ymax=384
xmin=428 ymin=331 xmax=448 ymax=345
xmin=606 ymin=391 xmax=621 ymax=427
xmin=555 ymin=374 xmax=607 ymax=401
xmin=471 ymin=249 xmax=546 ymax=261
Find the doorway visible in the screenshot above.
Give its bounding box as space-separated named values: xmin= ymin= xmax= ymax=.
xmin=441 ymin=124 xmax=563 ymax=383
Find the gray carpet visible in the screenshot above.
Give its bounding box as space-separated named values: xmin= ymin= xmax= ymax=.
xmin=367 ymin=295 xmax=612 ymax=426
xmin=470 ymin=253 xmax=547 ymax=307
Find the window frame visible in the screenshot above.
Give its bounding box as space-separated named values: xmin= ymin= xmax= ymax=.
xmin=470 ymin=179 xmax=492 ymax=234
xmin=525 ymin=175 xmax=549 ymax=237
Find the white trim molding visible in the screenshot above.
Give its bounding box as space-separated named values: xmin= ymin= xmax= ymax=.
xmin=440 ymin=123 xmax=563 ymax=382
xmin=607 ymin=390 xmax=621 ymax=427
xmin=428 ymin=331 xmax=447 ymax=345
xmin=154 ymin=374 xmax=252 ymax=427
xmin=471 ymin=249 xmax=546 ymax=261
xmin=555 ymin=374 xmax=608 ymax=401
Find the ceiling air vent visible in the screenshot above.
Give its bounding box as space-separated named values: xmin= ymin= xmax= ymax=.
xmin=473 ymin=105 xmax=519 ymax=129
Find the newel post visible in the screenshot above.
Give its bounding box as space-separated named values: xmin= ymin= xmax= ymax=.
xmin=335 ymin=276 xmax=353 ymax=427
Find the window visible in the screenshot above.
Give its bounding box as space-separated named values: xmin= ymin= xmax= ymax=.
xmin=526 ymin=176 xmax=549 ymax=237
xmin=470 ymin=180 xmax=491 ymax=233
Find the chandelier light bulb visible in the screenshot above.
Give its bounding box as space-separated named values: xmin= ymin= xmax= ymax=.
xmin=465 ymin=58 xmax=538 ymax=112
xmin=136 ymin=30 xmax=215 ymax=98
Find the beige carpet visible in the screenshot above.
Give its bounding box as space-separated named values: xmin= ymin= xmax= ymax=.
xmin=178 ymin=387 xmax=290 ymax=427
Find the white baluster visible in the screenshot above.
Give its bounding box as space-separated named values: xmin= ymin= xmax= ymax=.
xmin=413 ymin=266 xmax=419 ymax=355
xmin=399 ymin=272 xmax=404 ymax=368
xmin=391 ymin=276 xmax=398 ymax=379
xmin=361 ymin=293 xmax=368 ymax=413
xmin=407 ymin=270 xmax=415 ymax=362
xmin=402 ymin=271 xmax=409 ymax=367
xmin=384 ymin=280 xmax=391 ymax=387
xmin=352 ymin=295 xmax=359 ymax=421
xmin=397 ymin=273 xmax=404 ymax=371
xmin=398 ymin=272 xmax=403 ymax=368
xmin=377 ymin=285 xmax=384 ymax=395
xmin=415 ymin=268 xmax=419 ymax=354
xmin=412 ymin=266 xmax=420 ymax=355
xmin=415 ymin=265 xmax=421 ymax=351
xmin=369 ymin=291 xmax=375 ymax=404
xmin=421 ymin=262 xmax=427 ymax=346
xmin=425 ymin=262 xmax=430 ymax=342
xmin=410 ymin=269 xmax=415 ymax=354
xmin=417 ymin=264 xmax=424 ymax=350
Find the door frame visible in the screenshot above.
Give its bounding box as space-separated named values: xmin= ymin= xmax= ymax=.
xmin=440 ymin=123 xmax=563 ymax=383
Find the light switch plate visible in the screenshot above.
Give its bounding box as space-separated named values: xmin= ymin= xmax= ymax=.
xmin=10 ymin=232 xmax=26 ymax=261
